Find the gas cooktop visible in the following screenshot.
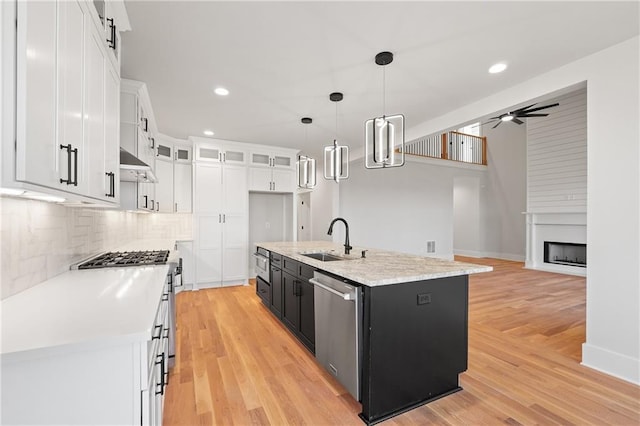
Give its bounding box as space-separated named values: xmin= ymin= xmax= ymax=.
xmin=77 ymin=250 xmax=170 ymax=269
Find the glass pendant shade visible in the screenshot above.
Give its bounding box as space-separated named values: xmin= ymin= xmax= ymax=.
xmin=364 ymin=114 xmax=405 ymax=169
xmin=297 ymin=155 xmax=316 ymax=189
xmin=324 ymin=140 xmax=349 ymax=182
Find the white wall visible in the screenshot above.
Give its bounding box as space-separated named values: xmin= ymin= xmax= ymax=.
xmin=481 ymin=117 xmax=527 ymax=260
xmin=406 ymin=37 xmax=640 ymax=384
xmin=453 ymin=176 xmax=482 ymax=255
xmin=309 ymin=167 xmax=337 ymax=241
xmin=338 ymin=158 xmax=470 ymax=258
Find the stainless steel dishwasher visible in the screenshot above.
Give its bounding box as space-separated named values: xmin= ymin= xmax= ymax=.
xmin=310 ymin=271 xmax=361 ymax=400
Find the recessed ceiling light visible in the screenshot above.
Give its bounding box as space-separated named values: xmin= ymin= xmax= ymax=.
xmin=214 ymin=87 xmax=229 ymax=96
xmin=203 ymin=130 xmax=214 ymax=136
xmin=489 ymin=63 xmax=507 ymax=74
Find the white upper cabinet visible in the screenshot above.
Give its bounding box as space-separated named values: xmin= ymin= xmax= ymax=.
xmin=89 ymin=0 xmax=130 ymax=74
xmin=248 ymin=148 xmax=296 ymax=193
xmin=153 ymin=137 xmax=192 ymax=213
xmin=194 ymin=139 xmax=246 ymax=164
xmin=9 ymin=0 xmax=121 ymax=205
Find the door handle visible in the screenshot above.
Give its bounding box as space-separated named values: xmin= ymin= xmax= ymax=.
xmin=59 ymin=144 xmax=72 ymax=185
xmin=71 ymin=146 xmax=78 ymax=186
xmin=105 ymin=172 xmax=115 ymax=197
xmin=309 ymin=278 xmax=356 ymax=301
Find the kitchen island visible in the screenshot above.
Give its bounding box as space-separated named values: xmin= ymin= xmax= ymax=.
xmin=257 ymin=241 xmax=492 ymax=425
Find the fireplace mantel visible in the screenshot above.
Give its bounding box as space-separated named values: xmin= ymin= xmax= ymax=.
xmin=523 ymin=212 xmax=587 ymax=276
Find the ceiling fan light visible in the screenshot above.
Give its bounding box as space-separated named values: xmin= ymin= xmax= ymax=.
xmin=489 ymin=63 xmax=507 ymax=74
xmin=501 ymin=114 xmax=514 ymax=122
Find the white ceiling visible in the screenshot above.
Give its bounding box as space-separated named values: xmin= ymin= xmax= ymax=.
xmin=121 ymin=1 xmax=639 ymax=158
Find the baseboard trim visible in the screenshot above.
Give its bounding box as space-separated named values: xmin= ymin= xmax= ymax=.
xmin=582 ymin=343 xmax=640 ymax=385
xmin=453 ymin=250 xmax=525 ymax=262
xmin=523 ymin=263 xmax=586 ymax=277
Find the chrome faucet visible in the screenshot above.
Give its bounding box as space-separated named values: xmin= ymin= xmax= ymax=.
xmin=327 ymin=217 xmax=352 ymax=255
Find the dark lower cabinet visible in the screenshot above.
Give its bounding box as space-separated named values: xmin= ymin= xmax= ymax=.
xmin=276 ymin=258 xmax=315 ymax=353
xmin=282 ymin=271 xmax=299 ymax=331
xmin=270 ymin=265 xmax=282 ymax=318
xmin=256 ymin=276 xmax=270 ymax=305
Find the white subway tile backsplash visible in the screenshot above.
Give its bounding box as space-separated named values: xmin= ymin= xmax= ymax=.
xmin=1 ymin=197 xmax=192 ymax=299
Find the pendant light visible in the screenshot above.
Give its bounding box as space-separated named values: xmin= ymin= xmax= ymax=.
xmin=365 ymin=51 xmax=405 ymax=169
xmin=297 ymin=117 xmax=316 ymax=189
xmin=324 ymin=92 xmax=349 ymax=182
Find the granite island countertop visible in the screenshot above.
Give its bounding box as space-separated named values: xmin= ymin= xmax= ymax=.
xmin=257 ymin=241 xmax=492 ymax=286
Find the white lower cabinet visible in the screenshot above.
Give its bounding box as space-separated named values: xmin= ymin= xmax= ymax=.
xmin=1 ymin=283 xmax=170 ymax=426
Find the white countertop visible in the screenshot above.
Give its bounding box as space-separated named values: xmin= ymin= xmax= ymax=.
xmin=258 ymin=241 xmax=492 ymax=286
xmin=1 ymin=239 xmax=181 ymax=357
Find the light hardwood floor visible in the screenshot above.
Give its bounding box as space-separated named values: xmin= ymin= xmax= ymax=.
xmin=164 ymin=258 xmax=640 ymax=425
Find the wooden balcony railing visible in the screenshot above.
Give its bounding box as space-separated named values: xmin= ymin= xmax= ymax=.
xmin=401 ymin=131 xmax=487 ymax=166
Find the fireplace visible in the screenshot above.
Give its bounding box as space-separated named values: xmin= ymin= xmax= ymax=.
xmin=544 ymin=241 xmax=587 ymax=268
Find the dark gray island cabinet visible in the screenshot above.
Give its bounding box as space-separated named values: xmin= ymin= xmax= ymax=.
xmin=256 ymin=242 xmax=491 ymax=425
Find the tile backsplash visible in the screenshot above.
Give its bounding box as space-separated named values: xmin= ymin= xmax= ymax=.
xmin=0 ymin=197 xmax=192 ymax=299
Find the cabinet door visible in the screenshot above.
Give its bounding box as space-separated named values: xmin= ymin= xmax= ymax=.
xmin=104 ymin=61 xmax=120 ymax=202
xmin=270 ymin=266 xmax=283 ymax=318
xmin=174 ymin=145 xmax=192 ymax=163
xmin=15 ymin=1 xmax=58 ymax=187
xmin=196 ymin=215 xmax=222 ymax=285
xmin=282 ymin=273 xmax=299 ymax=332
xmin=250 ymin=152 xmax=271 ymax=168
xmin=223 ymin=149 xmax=246 ymax=164
xmin=194 ymin=163 xmax=222 ymax=213
xmin=156 ymin=142 xmax=173 ymax=161
xmin=57 ymin=0 xmax=87 ymax=194
xmin=154 ymin=158 xmax=173 ymax=213
xmin=174 ymin=162 xmax=192 ymax=213
xmin=223 ymin=165 xmax=247 ymax=213
xmin=272 ymin=169 xmax=294 ymax=193
xmin=272 ymin=154 xmax=294 ymax=169
xmin=248 ymin=167 xmax=272 ymax=192
xmin=176 ymin=241 xmax=194 ymax=287
xmin=298 ymin=279 xmax=315 ymax=351
xmin=85 ymin=20 xmax=107 ymax=200
xmin=195 ymin=143 xmax=222 ymax=162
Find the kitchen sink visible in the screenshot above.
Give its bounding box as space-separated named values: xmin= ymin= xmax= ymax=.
xmin=301 ymin=252 xmax=346 ymax=262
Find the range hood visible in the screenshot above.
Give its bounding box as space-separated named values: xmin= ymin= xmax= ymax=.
xmin=120 ymin=148 xmax=157 ymax=183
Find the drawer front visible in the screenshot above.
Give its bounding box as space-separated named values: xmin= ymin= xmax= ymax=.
xmin=256 ymin=276 xmax=270 ymax=305
xmin=283 ymin=256 xmax=298 ymax=276
xmin=271 ymin=252 xmax=282 ymax=268
xmin=299 ymin=263 xmax=315 ymax=280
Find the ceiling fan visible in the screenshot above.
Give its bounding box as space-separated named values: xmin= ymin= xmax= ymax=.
xmin=484 ymin=102 xmax=559 ymax=128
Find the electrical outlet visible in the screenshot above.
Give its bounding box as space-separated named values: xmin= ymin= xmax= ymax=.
xmin=426 ymin=240 xmax=436 ymax=253
xmin=417 ymin=293 xmax=431 ymax=305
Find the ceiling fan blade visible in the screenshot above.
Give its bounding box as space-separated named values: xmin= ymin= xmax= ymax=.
xmin=492 ymin=121 xmax=502 ymax=129
xmin=512 ymin=118 xmax=524 ymax=125
xmin=511 ymin=103 xmax=538 ymax=114
xmin=518 ymin=113 xmax=549 ymax=117
xmin=519 ymin=103 xmax=559 ymax=114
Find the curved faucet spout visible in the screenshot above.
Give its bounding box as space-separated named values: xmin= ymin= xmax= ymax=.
xmin=327 ymin=217 xmax=352 ymax=255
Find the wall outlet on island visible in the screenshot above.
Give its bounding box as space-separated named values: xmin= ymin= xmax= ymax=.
xmin=426 ymin=240 xmax=436 ymax=253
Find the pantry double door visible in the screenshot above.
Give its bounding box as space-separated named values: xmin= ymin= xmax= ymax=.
xmin=194 ymin=162 xmax=247 ymax=287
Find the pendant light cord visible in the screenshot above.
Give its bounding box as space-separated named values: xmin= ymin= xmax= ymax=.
xmin=382 ymin=65 xmax=386 ymax=118
xmin=335 ymin=102 xmax=338 ymax=140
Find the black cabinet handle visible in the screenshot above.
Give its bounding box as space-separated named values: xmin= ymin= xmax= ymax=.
xmin=152 ymin=325 xmax=162 ymax=340
xmin=163 ymin=327 xmax=169 ymax=339
xmin=105 ymin=172 xmax=115 ymax=197
xmin=59 ymin=144 xmax=72 ymax=185
xmin=156 ymin=201 xmax=159 ymax=212
xmin=155 ymin=353 xmax=165 ymax=395
xmin=143 ymin=195 xmax=148 ymax=209
xmin=142 ymin=118 xmax=148 ymax=132
xmin=162 ymin=293 xmax=169 ymax=301
xmin=150 ymin=137 xmax=155 ymax=149
xmin=106 ymin=18 xmax=116 ymax=50
xmin=150 ymin=199 xmax=155 ymax=210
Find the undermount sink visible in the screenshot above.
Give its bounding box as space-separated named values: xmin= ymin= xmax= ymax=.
xmin=301 ymin=252 xmax=345 ymax=262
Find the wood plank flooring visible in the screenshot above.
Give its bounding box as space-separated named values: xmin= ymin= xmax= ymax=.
xmin=163 ymin=259 xmax=640 ymax=425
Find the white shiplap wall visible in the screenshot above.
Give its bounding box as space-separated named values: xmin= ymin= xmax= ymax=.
xmin=527 ymin=88 xmax=587 ymax=213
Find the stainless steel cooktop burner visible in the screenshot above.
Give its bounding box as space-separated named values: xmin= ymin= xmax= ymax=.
xmin=77 ymin=250 xmax=169 ymax=269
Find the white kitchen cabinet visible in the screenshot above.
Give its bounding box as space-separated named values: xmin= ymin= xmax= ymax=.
xmin=1 ymin=268 xmax=171 ymax=425
xmin=248 ymin=149 xmax=296 ymax=192
xmin=176 ymin=240 xmax=195 ymax=291
xmin=154 ymin=138 xmax=192 ymax=213
xmin=6 ymin=0 xmax=121 ymax=205
xmin=88 ymin=0 xmax=130 ymax=74
xmin=194 ymin=159 xmax=248 ymax=288
xmin=194 ymin=139 xmax=246 ymax=164
xmin=120 ymin=79 xmax=158 ymax=211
